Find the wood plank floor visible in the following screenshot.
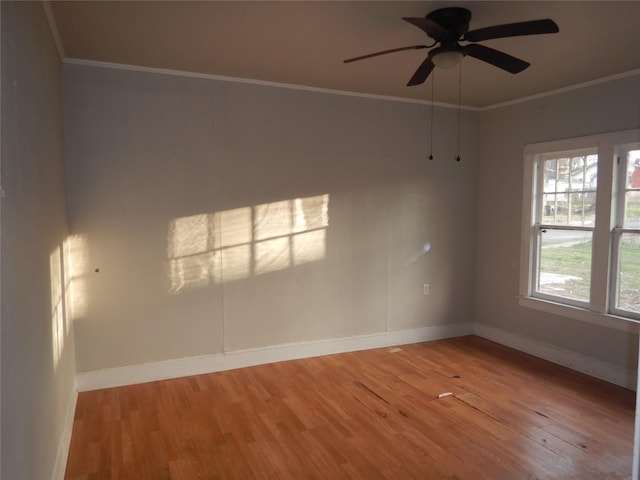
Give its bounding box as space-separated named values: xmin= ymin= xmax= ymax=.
xmin=65 ymin=336 xmax=635 ymax=479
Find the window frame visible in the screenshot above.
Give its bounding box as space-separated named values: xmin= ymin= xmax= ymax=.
xmin=520 ymin=129 xmax=640 ymax=331
xmin=610 ymin=142 xmax=640 ymax=318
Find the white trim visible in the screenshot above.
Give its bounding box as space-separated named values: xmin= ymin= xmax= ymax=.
xmin=483 ymin=68 xmax=640 ymax=111
xmin=475 ymin=323 xmax=638 ymax=390
xmin=75 ymin=323 xmax=473 ymax=391
xmin=518 ymin=296 xmax=640 ymax=334
xmin=62 ymin=58 xmax=640 ymax=112
xmin=519 ymin=146 xmax=537 ymax=300
xmin=50 ymin=389 xmax=77 ymax=480
xmin=63 ymin=58 xmax=479 ymax=111
xmin=42 ymin=1 xmax=65 ymax=60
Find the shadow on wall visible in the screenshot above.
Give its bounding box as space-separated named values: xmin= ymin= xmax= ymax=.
xmin=167 ymin=194 xmax=329 ymax=294
xmin=50 ymin=234 xmax=89 ymax=370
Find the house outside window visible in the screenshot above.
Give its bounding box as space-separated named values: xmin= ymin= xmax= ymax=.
xmin=520 ymin=130 xmax=640 ymax=325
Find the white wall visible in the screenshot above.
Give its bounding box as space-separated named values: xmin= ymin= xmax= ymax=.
xmin=63 ymin=64 xmax=479 ymax=373
xmin=475 ymin=74 xmax=640 ymax=377
xmin=1 ymin=2 xmax=77 ymax=479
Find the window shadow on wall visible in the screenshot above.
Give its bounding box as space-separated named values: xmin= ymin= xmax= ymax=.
xmin=50 ymin=234 xmax=89 ymax=369
xmin=167 ymin=194 xmax=329 ymax=294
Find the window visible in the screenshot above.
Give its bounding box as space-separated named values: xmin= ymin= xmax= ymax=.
xmin=613 ymin=144 xmax=640 ymax=316
xmin=520 ymin=130 xmax=640 ymax=324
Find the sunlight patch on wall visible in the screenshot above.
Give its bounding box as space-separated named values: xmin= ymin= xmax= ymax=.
xmin=167 ymin=213 xmax=219 ymax=291
xmin=219 ymin=207 xmax=252 ymax=282
xmin=50 ymin=234 xmax=89 ymax=369
xmin=65 ymin=234 xmax=89 ymax=321
xmin=50 ymin=246 xmax=66 ymax=369
xmin=167 ymin=194 xmax=329 ymax=294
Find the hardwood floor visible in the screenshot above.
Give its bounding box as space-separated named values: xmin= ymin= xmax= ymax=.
xmin=65 ymin=336 xmax=635 ymax=479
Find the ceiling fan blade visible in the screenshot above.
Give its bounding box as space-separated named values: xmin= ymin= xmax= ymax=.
xmin=463 ymin=44 xmax=530 ymax=73
xmin=402 ymin=17 xmax=449 ymax=42
xmin=464 ymin=19 xmax=559 ymax=42
xmin=407 ymin=55 xmax=435 ymax=86
xmin=343 ymin=45 xmax=428 ymax=63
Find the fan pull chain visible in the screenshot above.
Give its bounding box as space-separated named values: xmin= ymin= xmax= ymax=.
xmin=429 ymin=72 xmax=434 ymax=160
xmin=456 ymin=62 xmax=462 ymax=162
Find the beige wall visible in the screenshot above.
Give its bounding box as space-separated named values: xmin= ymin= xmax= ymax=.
xmin=63 ymin=64 xmax=479 ymax=372
xmin=2 ymin=4 xmax=638 ymax=477
xmin=475 ymin=74 xmax=640 ymax=371
xmin=1 ymin=2 xmax=77 ymax=479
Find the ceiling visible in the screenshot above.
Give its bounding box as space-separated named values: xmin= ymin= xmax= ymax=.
xmin=49 ymin=1 xmax=640 ymax=109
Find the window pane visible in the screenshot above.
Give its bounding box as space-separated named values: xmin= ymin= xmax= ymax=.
xmin=556 ymin=158 xmax=570 ymax=186
xmin=543 ymin=159 xmax=557 ymax=193
xmin=616 ymin=232 xmax=640 ymax=314
xmin=624 ymin=150 xmax=640 ymax=228
xmin=542 ymin=194 xmax=558 ymax=223
xmin=540 ymin=153 xmax=597 ymax=227
xmin=569 ymin=157 xmax=584 ymax=190
xmin=537 ymin=229 xmax=592 ymax=302
xmin=569 ymin=192 xmax=596 ymax=226
xmin=586 ymin=154 xmax=598 ymax=187
xmin=626 ymin=151 xmax=640 ymax=189
xmin=626 ymin=191 xmax=640 ymax=228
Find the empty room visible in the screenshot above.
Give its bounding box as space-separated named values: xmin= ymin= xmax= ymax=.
xmin=2 ymin=1 xmax=640 ymax=479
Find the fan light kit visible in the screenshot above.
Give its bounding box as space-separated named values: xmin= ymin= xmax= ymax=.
xmin=344 ymin=7 xmax=559 ymax=86
xmin=431 ymin=49 xmax=463 ymax=69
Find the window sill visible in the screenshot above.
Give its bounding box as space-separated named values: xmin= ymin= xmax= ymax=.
xmin=518 ymin=296 xmax=640 ymax=334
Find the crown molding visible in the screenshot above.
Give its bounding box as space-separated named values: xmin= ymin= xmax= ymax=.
xmin=482 ymin=68 xmax=640 ymax=111
xmin=42 ymin=1 xmax=65 ymax=60
xmin=63 ymin=57 xmax=480 ymax=111
xmin=63 ymin=58 xmax=640 ymax=112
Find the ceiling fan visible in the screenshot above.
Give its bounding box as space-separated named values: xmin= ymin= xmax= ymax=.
xmin=344 ymin=7 xmax=559 ymax=86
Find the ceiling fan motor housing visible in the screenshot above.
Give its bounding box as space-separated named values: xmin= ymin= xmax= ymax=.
xmin=426 ymin=7 xmax=471 ymax=41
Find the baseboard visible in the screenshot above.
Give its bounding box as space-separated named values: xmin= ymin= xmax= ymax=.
xmin=76 ymin=323 xmax=474 ymax=391
xmin=51 ymin=388 xmax=78 ymax=480
xmin=474 ymin=323 xmax=637 ymax=390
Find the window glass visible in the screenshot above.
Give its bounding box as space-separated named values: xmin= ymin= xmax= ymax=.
xmin=615 ymin=148 xmax=640 ymax=315
xmin=537 ymin=228 xmax=592 ymax=303
xmin=616 ymin=232 xmax=640 ymax=314
xmin=624 ymin=150 xmax=640 ymax=228
xmin=540 ymin=154 xmax=597 ymax=226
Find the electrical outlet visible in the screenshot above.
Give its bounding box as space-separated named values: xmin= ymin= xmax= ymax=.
xmin=423 ymin=284 xmax=430 ymax=295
